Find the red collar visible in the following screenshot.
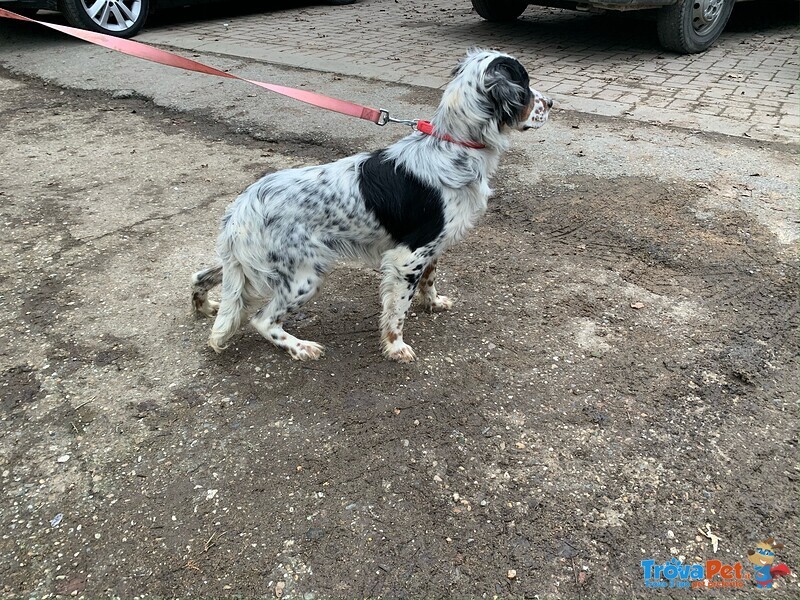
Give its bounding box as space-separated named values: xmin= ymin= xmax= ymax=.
xmin=415 ymin=120 xmax=486 ymax=149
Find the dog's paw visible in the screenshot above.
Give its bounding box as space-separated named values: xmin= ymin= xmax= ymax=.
xmin=427 ymin=294 xmax=453 ymax=312
xmin=198 ymin=300 xmax=220 ymax=317
xmin=193 ymin=294 xmax=219 ymax=318
xmin=208 ymin=337 xmax=228 ymax=354
xmin=289 ymin=340 xmax=325 ymax=361
xmin=387 ymin=342 xmax=417 ymax=363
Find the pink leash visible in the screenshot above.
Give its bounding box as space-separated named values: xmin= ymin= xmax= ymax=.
xmin=0 ymin=8 xmax=385 ymax=124
xmin=0 ymin=8 xmax=485 ymax=148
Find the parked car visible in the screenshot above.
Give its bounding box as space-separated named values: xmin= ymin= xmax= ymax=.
xmin=0 ymin=0 xmax=357 ymax=38
xmin=471 ymin=0 xmax=749 ymax=54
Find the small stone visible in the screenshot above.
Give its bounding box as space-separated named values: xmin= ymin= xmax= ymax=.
xmin=57 ymin=455 xmax=70 ymax=463
xmin=507 ymin=569 xmax=517 ymax=579
xmin=433 ymin=475 xmax=443 ymax=483
xmin=111 ymin=89 xmax=135 ymax=99
xmin=206 ymin=489 xmax=218 ymax=500
xmin=305 ymin=527 xmax=325 ymax=541
xmin=667 ymin=530 xmax=675 ymax=539
xmin=275 ymin=581 xmax=285 ymax=599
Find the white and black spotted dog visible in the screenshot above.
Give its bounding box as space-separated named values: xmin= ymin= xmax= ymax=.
xmin=192 ymin=48 xmax=552 ymax=363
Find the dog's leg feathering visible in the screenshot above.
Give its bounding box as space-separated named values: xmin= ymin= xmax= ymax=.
xmin=380 ymin=247 xmax=433 ymax=363
xmin=251 ymin=268 xmax=325 ymax=360
xmin=191 ymin=265 xmax=223 ymax=317
xmin=208 ymin=261 xmax=247 ymax=353
xmin=415 ymin=260 xmax=453 ymax=312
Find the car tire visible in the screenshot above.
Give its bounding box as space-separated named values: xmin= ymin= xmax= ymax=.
xmin=471 ymin=0 xmax=527 ymax=22
xmin=59 ymin=0 xmax=149 ymax=38
xmin=656 ymin=0 xmax=734 ymax=54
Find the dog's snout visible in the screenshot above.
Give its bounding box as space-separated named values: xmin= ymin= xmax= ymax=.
xmin=545 ymin=97 xmax=554 ymax=109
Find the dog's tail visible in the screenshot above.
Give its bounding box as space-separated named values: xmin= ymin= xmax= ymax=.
xmin=191 ymin=264 xmax=223 ymax=317
xmin=207 ymin=260 xmax=247 ymax=353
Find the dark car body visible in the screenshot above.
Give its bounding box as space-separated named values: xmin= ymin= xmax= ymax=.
xmin=471 ymin=0 xmax=757 ymax=53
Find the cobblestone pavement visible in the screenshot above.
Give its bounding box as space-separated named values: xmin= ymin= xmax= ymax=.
xmin=137 ymin=0 xmax=799 ymax=144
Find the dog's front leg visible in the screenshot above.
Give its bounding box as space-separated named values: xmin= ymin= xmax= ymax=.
xmin=380 ymin=246 xmax=430 ymax=363
xmin=416 ymin=259 xmax=454 ymax=312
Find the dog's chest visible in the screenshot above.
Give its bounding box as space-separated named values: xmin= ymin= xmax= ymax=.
xmin=442 ymin=180 xmax=490 ymax=244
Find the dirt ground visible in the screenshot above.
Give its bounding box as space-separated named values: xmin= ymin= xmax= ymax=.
xmin=0 ymin=69 xmax=797 ymax=599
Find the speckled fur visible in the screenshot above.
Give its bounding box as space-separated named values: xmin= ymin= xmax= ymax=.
xmin=192 ymin=49 xmax=552 ymax=362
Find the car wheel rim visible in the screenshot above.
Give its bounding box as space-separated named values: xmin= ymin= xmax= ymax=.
xmin=692 ymin=0 xmax=724 ymax=35
xmin=81 ymin=0 xmax=142 ymax=32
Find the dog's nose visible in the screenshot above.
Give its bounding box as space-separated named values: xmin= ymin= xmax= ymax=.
xmin=546 ymin=97 xmax=554 ymax=109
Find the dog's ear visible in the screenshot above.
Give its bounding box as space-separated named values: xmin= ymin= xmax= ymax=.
xmin=451 ymin=55 xmax=468 ymax=77
xmin=484 ymin=57 xmax=531 ymax=126
xmin=452 ymin=47 xmax=482 ymax=77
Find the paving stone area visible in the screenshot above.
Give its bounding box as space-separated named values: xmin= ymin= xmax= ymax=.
xmin=138 ymin=0 xmax=799 ymax=143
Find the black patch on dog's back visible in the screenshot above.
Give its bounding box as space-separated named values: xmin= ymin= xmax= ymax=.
xmin=359 ymin=151 xmax=444 ymax=251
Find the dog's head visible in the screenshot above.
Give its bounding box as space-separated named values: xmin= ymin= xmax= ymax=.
xmin=448 ymin=49 xmax=552 ymax=133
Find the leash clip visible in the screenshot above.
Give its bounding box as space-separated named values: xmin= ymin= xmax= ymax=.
xmin=377 ymin=108 xmax=418 ymax=128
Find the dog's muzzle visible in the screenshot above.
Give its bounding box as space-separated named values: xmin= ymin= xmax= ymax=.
xmin=522 ymin=90 xmax=552 ymax=130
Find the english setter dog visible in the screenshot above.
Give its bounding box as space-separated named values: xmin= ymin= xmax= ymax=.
xmin=192 ymin=49 xmax=552 ymax=362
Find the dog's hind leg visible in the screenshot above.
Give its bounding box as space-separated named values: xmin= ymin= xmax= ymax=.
xmin=208 ymin=262 xmax=248 ymax=352
xmin=380 ymin=246 xmax=432 ymax=363
xmin=192 ymin=265 xmax=223 ymax=317
xmin=415 ymin=260 xmax=453 ymax=312
xmin=251 ymin=268 xmax=325 ymax=361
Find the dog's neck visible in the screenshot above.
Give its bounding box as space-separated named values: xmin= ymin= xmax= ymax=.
xmin=415 ymin=120 xmax=486 ymax=149
xmin=431 ymin=85 xmax=512 ymax=153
